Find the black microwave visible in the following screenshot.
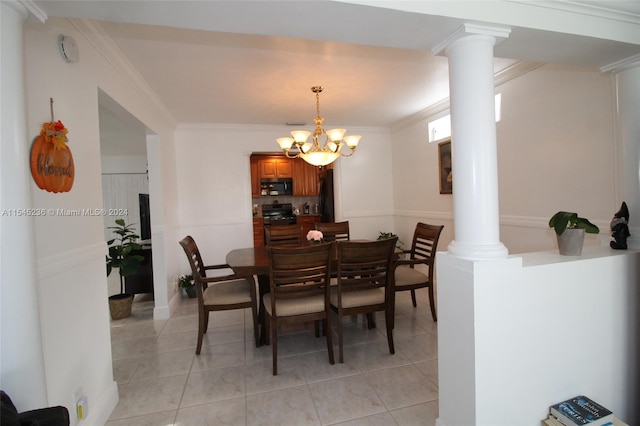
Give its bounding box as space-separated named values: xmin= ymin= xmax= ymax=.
xmin=260 ymin=178 xmax=293 ymax=196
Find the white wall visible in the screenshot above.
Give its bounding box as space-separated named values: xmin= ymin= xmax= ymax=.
xmin=21 ymin=17 xmax=179 ymax=424
xmin=173 ymin=124 xmax=394 ymax=275
xmin=391 ymin=65 xmax=615 ymax=254
xmin=438 ymin=247 xmax=639 ymax=425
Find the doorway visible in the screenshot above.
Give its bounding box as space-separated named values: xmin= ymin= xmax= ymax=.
xmin=98 ymin=91 xmax=155 ymax=303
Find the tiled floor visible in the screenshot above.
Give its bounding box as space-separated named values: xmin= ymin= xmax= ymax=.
xmin=106 ymin=288 xmax=439 ymax=425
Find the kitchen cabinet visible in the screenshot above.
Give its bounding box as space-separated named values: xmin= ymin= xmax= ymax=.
xmin=260 ymin=157 xmax=292 ymax=178
xmin=250 ymin=157 xmax=260 ymax=197
xmin=292 ymin=159 xmax=319 ymax=196
xmin=297 ymin=215 xmax=321 ymax=237
xmin=253 ymin=217 xmax=265 ymax=247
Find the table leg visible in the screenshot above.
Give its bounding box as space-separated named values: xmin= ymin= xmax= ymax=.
xmin=257 ymin=274 xmax=270 ymax=346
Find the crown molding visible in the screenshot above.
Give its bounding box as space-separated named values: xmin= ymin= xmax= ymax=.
xmin=506 ymin=0 xmax=640 ymax=24
xmin=391 ymin=60 xmax=542 ymax=130
xmin=17 ymin=0 xmax=46 ymax=22
xmin=67 ymin=18 xmax=177 ymax=128
xmin=601 ymin=53 xmax=640 ymax=73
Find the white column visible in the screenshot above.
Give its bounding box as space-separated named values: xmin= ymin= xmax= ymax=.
xmin=611 ymin=63 xmax=640 ymax=249
xmin=0 ymin=1 xmax=48 ymax=408
xmin=433 ymin=24 xmax=510 ymax=260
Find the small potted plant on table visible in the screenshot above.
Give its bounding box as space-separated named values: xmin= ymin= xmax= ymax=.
xmin=548 ymin=211 xmax=599 ymax=256
xmin=106 ymin=219 xmax=145 ymax=319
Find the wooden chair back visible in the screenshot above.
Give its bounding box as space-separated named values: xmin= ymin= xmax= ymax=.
xmin=336 ymin=237 xmax=397 ymax=295
xmin=179 ymin=235 xmax=208 ymax=292
xmin=392 ymin=222 xmax=444 ymax=322
xmin=179 ymin=235 xmax=259 ymax=353
xmin=269 ymin=242 xmax=333 ymax=302
xmin=408 ymin=222 xmax=444 ymax=268
xmin=333 ymin=237 xmax=397 ymax=362
xmin=315 ymin=221 xmax=350 ymax=242
xmin=265 ymin=224 xmax=303 ymax=246
xmin=266 ymin=242 xmax=334 ymax=374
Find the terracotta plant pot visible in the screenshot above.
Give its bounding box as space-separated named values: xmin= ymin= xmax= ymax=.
xmin=556 ymin=228 xmax=585 ymax=256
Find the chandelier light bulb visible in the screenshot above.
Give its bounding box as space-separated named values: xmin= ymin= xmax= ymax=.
xmin=290 ymin=130 xmax=311 ymax=144
xmin=276 ymin=137 xmax=294 ymax=150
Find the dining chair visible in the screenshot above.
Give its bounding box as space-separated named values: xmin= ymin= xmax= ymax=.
xmin=265 ymin=224 xmax=303 ymax=246
xmin=392 ymin=222 xmax=444 ymax=322
xmin=315 ymin=221 xmax=350 ymax=242
xmin=265 ymin=242 xmax=334 ymax=375
xmin=179 ymin=236 xmax=259 ymax=354
xmin=331 ymin=237 xmax=398 ymax=363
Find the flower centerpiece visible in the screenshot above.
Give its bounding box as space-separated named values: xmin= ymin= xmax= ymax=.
xmin=306 ymin=230 xmax=324 ymax=244
xmin=176 ymin=273 xmax=196 ymax=298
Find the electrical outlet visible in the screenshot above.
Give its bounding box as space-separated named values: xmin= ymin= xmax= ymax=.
xmin=76 ymin=396 xmax=88 ymax=420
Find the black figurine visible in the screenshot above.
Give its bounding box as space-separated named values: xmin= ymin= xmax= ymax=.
xmin=610 ymin=202 xmax=630 ymax=250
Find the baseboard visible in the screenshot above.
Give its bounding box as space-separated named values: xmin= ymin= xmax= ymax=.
xmin=435 ymin=417 xmax=446 ymax=426
xmin=153 ymin=303 xmax=170 ymax=320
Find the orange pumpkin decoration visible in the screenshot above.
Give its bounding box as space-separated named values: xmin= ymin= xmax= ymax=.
xmin=30 ymin=120 xmax=74 ymax=193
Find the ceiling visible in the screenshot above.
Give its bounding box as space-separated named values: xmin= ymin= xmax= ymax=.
xmin=33 ymin=1 xmax=640 ymax=155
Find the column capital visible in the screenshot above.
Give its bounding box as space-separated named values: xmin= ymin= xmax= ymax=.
xmin=432 ymin=23 xmax=511 ymax=57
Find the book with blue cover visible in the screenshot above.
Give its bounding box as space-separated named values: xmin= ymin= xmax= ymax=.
xmin=549 ymin=396 xmax=614 ymax=426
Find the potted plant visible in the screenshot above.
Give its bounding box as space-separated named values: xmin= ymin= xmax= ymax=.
xmin=106 ymin=218 xmax=145 ymax=319
xmin=177 ymin=273 xmax=196 ymax=298
xmin=377 ymin=231 xmax=405 ymax=250
xmin=548 ymin=211 xmax=599 ymax=256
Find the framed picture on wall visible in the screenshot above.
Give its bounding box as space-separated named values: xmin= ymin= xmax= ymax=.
xmin=438 ymin=140 xmax=452 ymax=194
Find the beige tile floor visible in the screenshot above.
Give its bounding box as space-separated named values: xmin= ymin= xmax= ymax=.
xmin=106 ymin=288 xmax=439 ymax=425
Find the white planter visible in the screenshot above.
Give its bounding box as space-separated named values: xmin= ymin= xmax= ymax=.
xmin=556 ymin=228 xmax=585 ymax=256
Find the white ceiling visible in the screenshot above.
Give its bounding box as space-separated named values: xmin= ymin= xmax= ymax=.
xmin=33 ymin=1 xmax=640 ymax=155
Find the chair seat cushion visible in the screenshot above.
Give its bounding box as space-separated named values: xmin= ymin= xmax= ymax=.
xmin=395 ymin=266 xmax=429 ymax=287
xmin=203 ymin=279 xmax=253 ymax=305
xmin=330 ymin=287 xmax=385 ymax=308
xmin=262 ymin=293 xmax=325 ymax=317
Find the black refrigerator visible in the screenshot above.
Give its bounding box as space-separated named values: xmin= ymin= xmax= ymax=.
xmin=318 ymin=169 xmax=335 ymax=223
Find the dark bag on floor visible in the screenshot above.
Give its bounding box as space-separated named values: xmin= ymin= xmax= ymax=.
xmin=1 ymin=391 xmax=70 ymax=426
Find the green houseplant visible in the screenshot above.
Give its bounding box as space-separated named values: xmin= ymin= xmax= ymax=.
xmin=106 ymin=219 xmax=145 ymax=319
xmin=377 ymin=231 xmax=405 ymax=250
xmin=548 ymin=211 xmax=599 ymax=256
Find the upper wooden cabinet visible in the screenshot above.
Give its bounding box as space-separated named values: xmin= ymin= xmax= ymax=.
xmin=292 ymin=159 xmax=319 ymax=196
xmin=250 ymin=155 xmax=319 ymax=197
xmin=260 ymin=157 xmax=292 ymax=178
xmin=250 ymin=157 xmax=261 ymax=198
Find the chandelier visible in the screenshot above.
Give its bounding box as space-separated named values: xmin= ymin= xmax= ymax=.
xmin=276 ymin=86 xmax=360 ymax=167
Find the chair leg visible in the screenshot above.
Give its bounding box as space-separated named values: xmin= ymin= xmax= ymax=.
xmin=337 ymin=311 xmax=344 ymax=363
xmin=252 ymin=303 xmax=260 ymax=347
xmin=366 ymin=313 xmax=376 ymax=329
xmin=326 ymin=316 xmax=335 ymax=365
xmin=271 ymin=316 xmax=278 ymax=375
xmin=428 ymin=284 xmax=438 ymax=322
xmin=203 ymin=309 xmax=210 ymax=333
xmin=385 ymin=308 xmax=395 ymax=355
xmin=410 ymin=289 xmax=417 ymax=307
xmin=196 ymin=310 xmax=205 ymax=355
xmin=314 ymin=320 xmax=320 ymax=337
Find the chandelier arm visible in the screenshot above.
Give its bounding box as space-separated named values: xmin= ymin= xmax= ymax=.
xmin=282 ymin=150 xmax=301 ymax=159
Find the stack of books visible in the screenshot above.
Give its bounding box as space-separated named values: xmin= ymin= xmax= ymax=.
xmin=542 ymin=395 xmax=621 ymax=426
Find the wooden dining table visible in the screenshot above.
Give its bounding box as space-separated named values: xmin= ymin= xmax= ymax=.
xmin=226 ymin=242 xmax=392 ymax=345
